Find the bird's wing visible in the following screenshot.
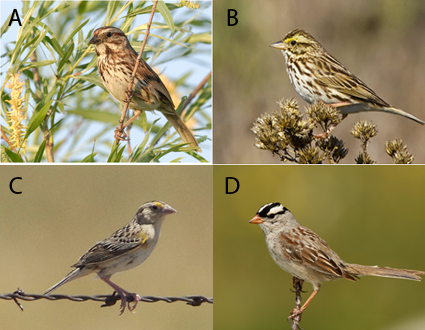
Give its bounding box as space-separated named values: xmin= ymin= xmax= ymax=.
xmin=315 ymin=53 xmax=391 ymax=107
xmin=134 ymin=58 xmax=176 ymax=113
xmin=73 ymin=223 xmax=148 ymax=267
xmin=279 ymin=227 xmax=357 ymax=281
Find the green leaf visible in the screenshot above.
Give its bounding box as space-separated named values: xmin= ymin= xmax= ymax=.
xmin=120 ymin=2 xmax=135 ymax=33
xmin=75 ymin=55 xmax=97 ymax=73
xmin=150 ymin=143 xmax=187 ymax=162
xmin=81 ymin=152 xmax=97 ymax=162
xmin=1 ymin=12 xmax=13 ymax=36
xmin=63 ymin=19 xmax=89 ymax=47
xmin=58 ymin=102 xmax=65 ymax=114
xmin=75 ymin=72 xmax=106 ymax=91
xmin=20 ymin=59 xmax=56 ymax=72
xmin=24 ymin=99 xmax=53 ymax=142
xmin=107 ymin=141 xmax=120 ymax=162
xmin=186 ymin=32 xmax=211 ymax=44
xmin=130 ymin=118 xmax=160 ymax=162
xmin=105 ymin=1 xmax=121 ymax=25
xmin=107 ymin=141 xmax=125 ymax=163
xmin=157 ymin=0 xmax=175 ymax=34
xmin=140 ymin=118 xmax=159 ymax=148
xmin=189 ymin=150 xmax=208 ymax=163
xmin=21 ymin=28 xmax=49 ymax=63
xmin=33 ymin=139 xmax=47 ymax=162
xmin=57 ymin=42 xmax=74 ymax=72
xmin=4 ymin=148 xmax=24 ymax=162
xmin=170 ymin=157 xmax=184 ymax=163
xmin=114 ymin=144 xmax=126 ymax=162
xmin=139 ymin=111 xmax=148 ymax=132
xmin=123 ymin=3 xmax=180 ymax=20
xmin=44 ymin=35 xmax=65 ymax=57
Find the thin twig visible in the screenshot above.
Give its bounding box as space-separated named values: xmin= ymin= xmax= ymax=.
xmin=114 ymin=0 xmax=158 ymax=144
xmin=126 ymin=124 xmax=132 ymax=156
xmin=182 ymin=71 xmax=211 ymax=111
xmin=291 ymin=277 xmax=303 ymax=330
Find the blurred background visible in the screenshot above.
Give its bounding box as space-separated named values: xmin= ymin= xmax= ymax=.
xmin=0 ymin=166 xmax=212 ymax=330
xmin=214 ymin=165 xmax=425 ymax=329
xmin=213 ymin=0 xmax=425 ymax=164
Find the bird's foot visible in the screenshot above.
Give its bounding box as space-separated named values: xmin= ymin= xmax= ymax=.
xmin=117 ymin=291 xmax=140 ymax=315
xmin=288 ymin=306 xmax=304 ymax=324
xmin=313 ymin=123 xmax=339 ymax=139
xmin=114 ymin=127 xmax=128 ymax=141
xmin=126 ymin=293 xmax=141 ymax=313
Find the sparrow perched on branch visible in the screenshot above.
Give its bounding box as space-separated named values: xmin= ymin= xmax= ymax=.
xmin=250 ymin=202 xmax=423 ymax=321
xmin=89 ymin=26 xmax=199 ymax=149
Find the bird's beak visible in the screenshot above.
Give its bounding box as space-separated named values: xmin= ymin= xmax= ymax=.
xmin=249 ymin=214 xmax=265 ymax=224
xmin=163 ymin=205 xmax=177 ymax=215
xmin=270 ymin=40 xmax=285 ymax=49
xmin=89 ymin=35 xmax=101 ymax=45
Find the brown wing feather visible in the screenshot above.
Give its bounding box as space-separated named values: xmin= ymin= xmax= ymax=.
xmin=280 ymin=227 xmax=357 ymax=281
xmin=317 ymin=52 xmax=391 ymax=107
xmin=128 ymin=47 xmax=176 ymax=112
xmin=73 ymin=224 xmax=146 ymax=266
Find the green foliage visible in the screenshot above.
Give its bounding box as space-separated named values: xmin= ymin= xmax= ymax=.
xmin=1 ymin=1 xmax=211 ymax=162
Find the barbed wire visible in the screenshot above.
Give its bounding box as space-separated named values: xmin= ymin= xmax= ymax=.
xmin=1 ymin=289 xmax=212 ymax=311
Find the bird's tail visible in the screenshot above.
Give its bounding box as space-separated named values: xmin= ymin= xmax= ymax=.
xmin=44 ymin=268 xmax=85 ymax=295
xmin=347 ymin=264 xmax=423 ymax=281
xmin=382 ymin=107 xmax=425 ymax=125
xmin=338 ymin=103 xmax=425 ymax=125
xmin=163 ymin=112 xmax=200 ymax=150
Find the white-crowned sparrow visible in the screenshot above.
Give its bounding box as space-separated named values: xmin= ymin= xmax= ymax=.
xmin=249 ymin=202 xmax=423 ymax=320
xmin=45 ymin=200 xmax=176 ymax=314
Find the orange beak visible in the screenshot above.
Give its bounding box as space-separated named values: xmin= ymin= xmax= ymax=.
xmin=249 ymin=214 xmax=265 ymax=224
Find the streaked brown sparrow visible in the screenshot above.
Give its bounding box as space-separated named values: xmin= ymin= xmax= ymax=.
xmin=250 ymin=202 xmax=423 ymax=321
xmin=89 ymin=26 xmax=199 ymax=149
xmin=270 ymin=29 xmax=424 ymax=126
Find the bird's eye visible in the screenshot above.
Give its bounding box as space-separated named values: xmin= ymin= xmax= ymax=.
xmin=291 ymin=40 xmax=296 ymax=46
xmin=107 ymin=32 xmax=112 ymax=37
xmin=151 ymin=205 xmax=158 ymax=210
xmin=269 ymin=214 xmax=275 ymax=219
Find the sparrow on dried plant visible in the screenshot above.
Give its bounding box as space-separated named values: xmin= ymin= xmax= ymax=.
xmin=270 ymin=29 xmax=424 ymax=127
xmin=89 ymin=26 xmax=199 ymax=149
xmin=250 ymin=202 xmax=423 ymax=321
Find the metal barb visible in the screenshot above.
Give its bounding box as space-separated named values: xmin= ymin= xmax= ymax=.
xmin=0 ymin=290 xmax=213 ymax=311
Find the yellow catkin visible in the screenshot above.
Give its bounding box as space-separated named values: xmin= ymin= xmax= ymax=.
xmin=1 ymin=149 xmax=9 ymax=162
xmin=179 ymin=1 xmax=200 ymax=9
xmin=5 ymin=73 xmax=27 ymax=150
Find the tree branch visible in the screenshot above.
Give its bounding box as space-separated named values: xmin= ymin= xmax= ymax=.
xmin=291 ymin=277 xmax=303 ymax=330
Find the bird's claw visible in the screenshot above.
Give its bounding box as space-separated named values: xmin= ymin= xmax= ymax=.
xmin=114 ymin=127 xmax=128 ymax=141
xmin=118 ymin=293 xmax=140 ymax=315
xmin=287 ymin=307 xmax=303 ymax=324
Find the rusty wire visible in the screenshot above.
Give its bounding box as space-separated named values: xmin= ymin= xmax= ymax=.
xmin=1 ymin=289 xmax=212 ymax=312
